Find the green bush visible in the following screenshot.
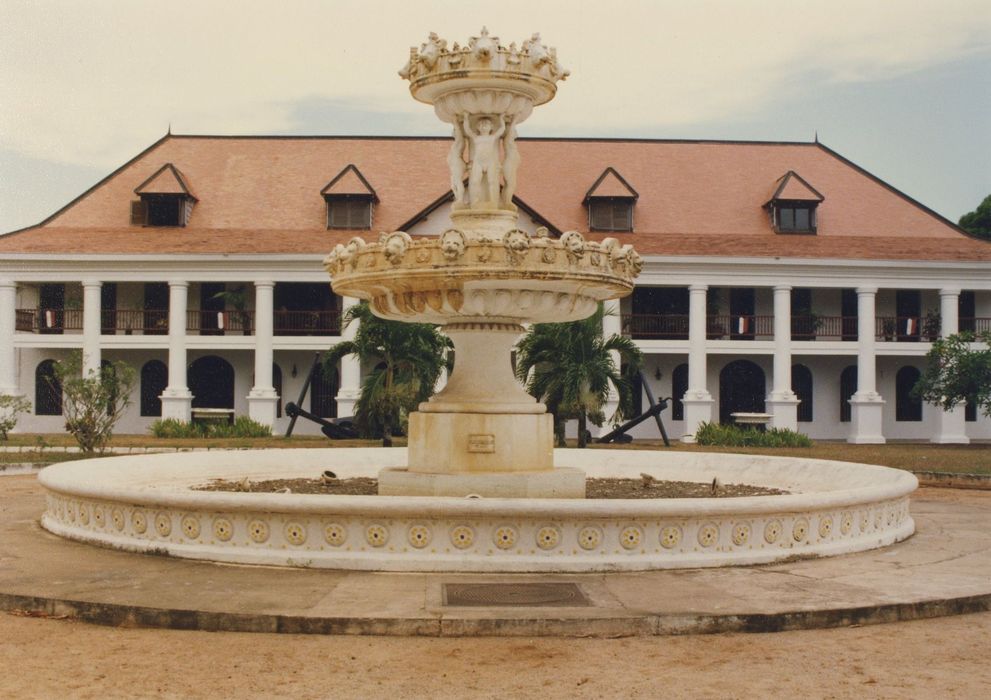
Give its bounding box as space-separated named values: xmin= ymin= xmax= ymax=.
xmin=695 ymin=422 xmax=813 ymax=448
xmin=150 ymin=415 xmax=272 ymax=439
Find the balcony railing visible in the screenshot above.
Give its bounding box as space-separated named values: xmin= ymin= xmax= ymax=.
xmin=16 ymin=307 xmax=342 ymax=336
xmin=622 ymin=314 xmax=991 ymax=342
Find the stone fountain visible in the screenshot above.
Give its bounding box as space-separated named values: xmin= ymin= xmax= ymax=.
xmin=326 ymin=28 xmax=642 ymax=498
xmin=36 ymin=30 xmax=916 ymax=573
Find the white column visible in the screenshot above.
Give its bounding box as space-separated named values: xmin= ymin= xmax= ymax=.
xmin=248 ymin=280 xmax=278 ymax=426
xmin=81 ymin=279 xmax=102 ymax=376
xmin=160 ymin=280 xmax=192 ymax=421
xmin=682 ymin=284 xmax=713 ymax=442
xmin=596 ymin=300 xmax=623 ymax=437
xmin=0 ymin=279 xmax=18 ymax=395
xmin=334 ymin=296 xmax=363 ymax=418
xmin=932 ymin=288 xmax=969 ymax=444
xmin=768 ymin=285 xmax=799 ymax=431
xmin=849 ymin=286 xmax=885 ymax=444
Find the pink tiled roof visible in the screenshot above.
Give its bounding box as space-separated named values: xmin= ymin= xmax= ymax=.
xmin=0 ymin=135 xmax=986 ymax=262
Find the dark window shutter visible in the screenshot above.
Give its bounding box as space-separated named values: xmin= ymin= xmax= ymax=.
xmin=130 ymin=200 xmax=146 ymax=225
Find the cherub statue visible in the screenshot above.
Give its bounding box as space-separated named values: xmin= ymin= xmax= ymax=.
xmin=463 ymin=113 xmax=506 ymax=207
xmin=448 ymin=123 xmax=467 ymax=206
xmin=501 ymin=115 xmax=520 ymax=209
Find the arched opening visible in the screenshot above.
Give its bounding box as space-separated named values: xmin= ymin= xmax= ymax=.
xmin=671 ymin=363 xmax=688 ymax=420
xmin=273 ymin=363 xmax=283 ymax=418
xmin=35 ymin=359 xmax=62 ymax=416
xmin=719 ymin=360 xmax=765 ymax=424
xmin=189 ymin=356 xmax=235 ymax=409
xmin=140 ymin=360 xmax=168 ymax=417
xmin=311 ymin=362 xmax=338 ymax=418
xmin=839 ymin=365 xmax=857 ymax=422
xmin=896 ymin=366 xmax=923 ymax=421
xmin=792 ymin=364 xmax=813 ymax=422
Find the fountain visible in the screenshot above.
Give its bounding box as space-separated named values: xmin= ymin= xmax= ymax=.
xmin=37 ymin=30 xmax=917 ymax=573
xmin=327 ymin=27 xmax=639 ymax=498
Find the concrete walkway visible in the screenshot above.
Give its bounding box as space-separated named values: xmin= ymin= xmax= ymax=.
xmin=1 ymin=475 xmax=989 ymax=637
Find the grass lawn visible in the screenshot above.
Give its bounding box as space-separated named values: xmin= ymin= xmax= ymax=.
xmin=2 ymin=434 xmax=988 ymax=475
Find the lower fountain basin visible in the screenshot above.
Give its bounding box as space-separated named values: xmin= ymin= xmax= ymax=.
xmin=38 ymin=448 xmax=917 ymax=573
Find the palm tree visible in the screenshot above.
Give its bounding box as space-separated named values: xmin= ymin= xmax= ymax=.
xmin=323 ymin=301 xmax=451 ymax=446
xmin=515 ymin=305 xmax=643 ymax=448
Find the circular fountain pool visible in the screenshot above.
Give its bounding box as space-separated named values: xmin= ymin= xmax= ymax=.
xmin=39 ymin=448 xmax=916 ymax=573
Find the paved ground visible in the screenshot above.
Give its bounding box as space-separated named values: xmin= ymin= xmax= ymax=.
xmin=2 ymin=475 xmax=989 ymax=636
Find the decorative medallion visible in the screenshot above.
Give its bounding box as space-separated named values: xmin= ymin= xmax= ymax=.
xmin=731 ymin=523 xmax=751 ymax=546
xmin=697 ymin=523 xmax=719 ymax=548
xmin=248 ymin=519 xmax=270 ymax=543
xmin=181 ymin=515 xmax=201 ymax=540
xmin=66 ymin=502 xmax=75 ymax=522
xmin=659 ymin=526 xmax=682 ymax=549
xmin=408 ymin=524 xmax=432 ymax=549
xmin=492 ymin=525 xmax=518 ymax=550
xmin=578 ymin=526 xmax=603 ymax=551
xmin=450 ymin=525 xmax=475 ymax=549
xmin=818 ymin=516 xmax=833 ymax=539
xmin=324 ymin=523 xmax=348 ymax=547
xmin=874 ymin=511 xmax=883 ymax=529
xmin=213 ymin=517 xmax=234 ymax=542
xmin=619 ymin=525 xmax=643 ymax=550
xmin=284 ymin=522 xmax=307 ymax=546
xmin=536 ymin=526 xmax=561 ymax=551
xmin=131 ymin=511 xmax=147 ymax=534
xmin=93 ymin=506 xmax=105 ymax=527
xmin=764 ymin=519 xmax=782 ymax=544
xmin=78 ymin=504 xmax=90 ymax=525
xmin=365 ymin=524 xmax=389 ymax=547
xmin=792 ymin=517 xmax=809 ymax=542
xmin=840 ymin=513 xmax=853 ymax=536
xmin=154 ymin=513 xmax=171 ymax=537
xmin=860 ymin=512 xmax=869 ymax=532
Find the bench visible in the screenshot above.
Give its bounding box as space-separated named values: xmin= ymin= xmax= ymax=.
xmin=191 ymin=408 xmax=235 ymax=426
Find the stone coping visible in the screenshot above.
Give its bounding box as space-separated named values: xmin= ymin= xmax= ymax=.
xmin=38 ymin=449 xmax=916 ymax=572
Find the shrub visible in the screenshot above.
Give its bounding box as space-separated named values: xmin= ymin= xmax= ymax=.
xmin=695 ymin=422 xmax=813 ymax=448
xmin=0 ymin=394 xmax=31 ymax=440
xmin=149 ymin=415 xmax=272 ymax=439
xmin=54 ymin=352 xmax=137 ymax=453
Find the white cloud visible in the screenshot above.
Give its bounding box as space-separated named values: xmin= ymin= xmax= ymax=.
xmin=0 ymin=0 xmax=988 ymax=169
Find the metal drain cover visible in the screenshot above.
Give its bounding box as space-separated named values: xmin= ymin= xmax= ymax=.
xmin=443 ymin=582 xmax=590 ymax=607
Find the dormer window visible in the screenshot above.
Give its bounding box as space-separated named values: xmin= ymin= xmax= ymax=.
xmin=766 ymin=171 xmax=823 ymax=234
xmin=584 ymin=167 xmax=638 ymax=232
xmin=131 ymin=163 xmax=196 ymax=227
xmin=321 ymin=164 xmax=378 ymax=230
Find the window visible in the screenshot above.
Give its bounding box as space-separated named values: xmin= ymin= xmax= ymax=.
xmin=35 ymin=360 xmax=62 ymax=416
xmin=132 ymin=163 xmax=196 ymax=227
xmin=671 ymin=363 xmax=688 ymax=420
xmin=959 ymin=291 xmax=976 ymax=333
xmin=792 ymin=364 xmax=813 ymax=422
xmin=140 ymin=360 xmax=168 ymax=417
xmin=839 ymin=365 xmax=857 ymax=422
xmin=588 ymin=198 xmax=633 ymax=232
xmin=895 ymin=366 xmax=923 ymax=421
xmin=326 ymin=196 xmax=373 ymax=229
xmin=773 ymin=203 xmax=817 ymax=233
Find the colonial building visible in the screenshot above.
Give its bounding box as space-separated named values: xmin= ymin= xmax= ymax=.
xmin=0 ymin=134 xmax=988 ymax=441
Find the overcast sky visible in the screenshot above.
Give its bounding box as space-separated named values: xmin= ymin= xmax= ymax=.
xmin=1 ymin=0 xmax=989 ymax=234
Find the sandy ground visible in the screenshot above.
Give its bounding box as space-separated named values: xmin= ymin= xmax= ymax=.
xmin=2 ymin=612 xmax=989 ymax=699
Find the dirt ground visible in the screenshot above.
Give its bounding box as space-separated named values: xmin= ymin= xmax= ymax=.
xmin=195 ymin=476 xmax=786 ymax=498
xmin=2 ymin=611 xmax=989 ymax=699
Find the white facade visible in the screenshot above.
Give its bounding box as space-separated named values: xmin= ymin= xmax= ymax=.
xmin=2 ymin=245 xmax=989 ymax=442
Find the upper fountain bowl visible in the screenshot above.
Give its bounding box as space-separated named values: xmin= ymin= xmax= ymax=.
xmin=399 ymin=29 xmax=569 ymax=125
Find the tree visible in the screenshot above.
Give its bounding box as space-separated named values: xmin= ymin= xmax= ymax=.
xmin=0 ymin=394 xmax=31 ymax=441
xmin=515 ymin=305 xmax=643 ymax=448
xmin=913 ymin=331 xmax=991 ymax=417
xmin=53 ymin=352 xmax=137 ymax=453
xmin=323 ymin=301 xmax=451 ymax=446
xmin=959 ymin=194 xmax=991 ymax=241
